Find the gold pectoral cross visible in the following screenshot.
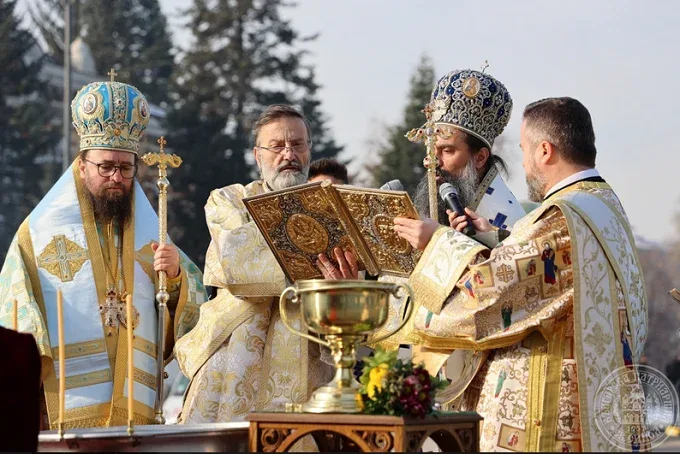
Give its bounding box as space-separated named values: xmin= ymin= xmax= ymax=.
xmin=99 ymin=288 xmax=138 ymax=336
xmin=405 ymin=103 xmax=453 ymax=223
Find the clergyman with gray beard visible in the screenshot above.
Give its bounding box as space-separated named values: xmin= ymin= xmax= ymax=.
xmin=394 ymin=67 xmax=525 ymax=255
xmin=413 ymin=158 xmax=481 ymax=225
xmin=176 ymin=104 xmax=339 ymax=430
xmin=401 ymin=123 xmax=520 ymax=250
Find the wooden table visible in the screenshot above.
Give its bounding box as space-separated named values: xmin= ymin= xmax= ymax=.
xmin=246 ymin=412 xmax=482 ymax=452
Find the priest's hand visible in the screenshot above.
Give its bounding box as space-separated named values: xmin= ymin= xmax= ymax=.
xmin=152 ymin=242 xmax=181 ymax=279
xmin=393 ymin=217 xmax=439 ymax=251
xmin=316 ymin=247 xmax=359 ymax=280
xmin=447 ymin=208 xmax=492 ymax=233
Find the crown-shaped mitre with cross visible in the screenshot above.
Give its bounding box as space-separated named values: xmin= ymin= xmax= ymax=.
xmin=429 ymin=66 xmax=513 ymax=149
xmin=70 ymin=68 xmax=151 ymax=154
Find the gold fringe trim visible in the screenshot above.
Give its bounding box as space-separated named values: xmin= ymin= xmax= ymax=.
xmin=539 ymin=323 xmax=567 ymax=451
xmin=525 ymin=331 xmax=548 ymax=451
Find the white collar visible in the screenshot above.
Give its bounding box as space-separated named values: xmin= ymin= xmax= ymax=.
xmin=544 ymin=168 xmax=601 ymax=199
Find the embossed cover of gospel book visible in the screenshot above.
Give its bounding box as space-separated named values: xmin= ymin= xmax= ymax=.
xmin=242 ymin=180 xmax=422 ymax=282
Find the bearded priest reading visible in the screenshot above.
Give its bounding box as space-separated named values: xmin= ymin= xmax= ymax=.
xmin=175 ymin=104 xmax=334 ymax=426
xmin=0 ymin=75 xmax=206 ymax=429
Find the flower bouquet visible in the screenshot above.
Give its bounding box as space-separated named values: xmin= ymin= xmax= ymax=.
xmin=357 ymin=347 xmax=447 ymax=418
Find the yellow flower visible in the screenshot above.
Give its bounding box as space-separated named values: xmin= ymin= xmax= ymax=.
xmin=356 ymin=393 xmax=364 ymax=411
xmin=367 ymin=363 xmax=390 ymax=400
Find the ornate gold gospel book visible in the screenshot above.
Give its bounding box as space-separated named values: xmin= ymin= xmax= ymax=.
xmin=242 ymin=180 xmax=421 ymax=282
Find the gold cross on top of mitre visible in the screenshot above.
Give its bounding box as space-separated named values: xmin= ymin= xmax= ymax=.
xmin=108 ymin=68 xmax=118 ymax=82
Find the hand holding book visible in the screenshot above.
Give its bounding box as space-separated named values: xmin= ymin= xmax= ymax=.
xmin=316 ymin=246 xmax=359 ymax=280
xmin=243 ymin=180 xmax=421 ymax=283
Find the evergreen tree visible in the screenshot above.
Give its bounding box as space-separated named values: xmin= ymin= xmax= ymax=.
xmin=29 ymin=0 xmax=174 ymax=106
xmin=165 ymin=0 xmax=343 ymax=267
xmin=0 ymin=0 xmax=60 ymax=262
xmin=27 ymin=0 xmax=81 ymax=62
xmin=367 ymin=54 xmax=435 ymax=195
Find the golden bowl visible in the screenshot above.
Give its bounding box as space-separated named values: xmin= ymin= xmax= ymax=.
xmin=279 ymin=279 xmax=414 ymax=413
xmin=291 ymin=279 xmax=396 ymax=336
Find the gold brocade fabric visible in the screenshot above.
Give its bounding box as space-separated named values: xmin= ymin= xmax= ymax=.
xmin=0 ymin=161 xmax=205 ymax=429
xmin=367 ymin=168 xmax=524 ymax=349
xmin=175 ymin=180 xmax=334 ymax=427
xmin=398 ymin=182 xmax=647 ymax=452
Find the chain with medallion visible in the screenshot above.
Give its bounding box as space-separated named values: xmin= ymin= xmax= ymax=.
xmin=98 ymin=222 xmax=138 ymax=335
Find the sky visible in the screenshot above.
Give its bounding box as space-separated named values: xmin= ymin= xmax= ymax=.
xmin=18 ymin=0 xmax=680 ymax=242
xmin=156 ymin=0 xmax=680 ymax=243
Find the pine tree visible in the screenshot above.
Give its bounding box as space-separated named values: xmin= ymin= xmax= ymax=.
xmin=29 ymin=0 xmax=174 ymax=106
xmin=0 ymin=0 xmax=60 ymax=262
xmin=27 ymin=0 xmax=82 ymax=62
xmin=165 ymin=0 xmax=343 ymax=267
xmin=367 ymin=54 xmax=435 ymax=194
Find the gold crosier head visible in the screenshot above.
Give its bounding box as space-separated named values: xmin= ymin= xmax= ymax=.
xmin=402 ymin=102 xmax=454 ymax=221
xmin=141 ymin=136 xmax=182 ymax=178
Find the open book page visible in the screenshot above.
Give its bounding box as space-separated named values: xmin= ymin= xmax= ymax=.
xmin=333 ymin=184 xmax=421 ymax=277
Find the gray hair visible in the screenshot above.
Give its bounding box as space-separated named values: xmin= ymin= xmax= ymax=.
xmin=251 ymin=104 xmax=312 ymax=147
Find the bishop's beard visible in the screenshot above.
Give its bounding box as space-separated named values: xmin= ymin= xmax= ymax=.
xmin=413 ymin=159 xmax=480 ymax=226
xmin=87 ymin=184 xmax=134 ymax=227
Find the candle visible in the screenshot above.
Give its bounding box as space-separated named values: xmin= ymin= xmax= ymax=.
xmin=57 ymin=289 xmax=65 ymax=426
xmin=12 ymin=299 xmax=18 ymax=331
xmin=126 ymin=295 xmax=134 ymax=424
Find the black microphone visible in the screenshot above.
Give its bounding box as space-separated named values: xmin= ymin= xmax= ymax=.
xmin=380 ymin=179 xmax=404 ymax=191
xmin=439 ymin=182 xmax=476 ymax=236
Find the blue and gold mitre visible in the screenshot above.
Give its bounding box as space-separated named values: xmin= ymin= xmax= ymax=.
xmin=429 ymin=68 xmax=512 ymax=148
xmin=70 ymin=76 xmax=150 ymax=154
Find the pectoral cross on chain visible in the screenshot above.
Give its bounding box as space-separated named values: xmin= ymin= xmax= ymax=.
xmin=405 ymin=103 xmax=453 ymax=223
xmin=99 ymin=288 xmax=138 ymax=336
